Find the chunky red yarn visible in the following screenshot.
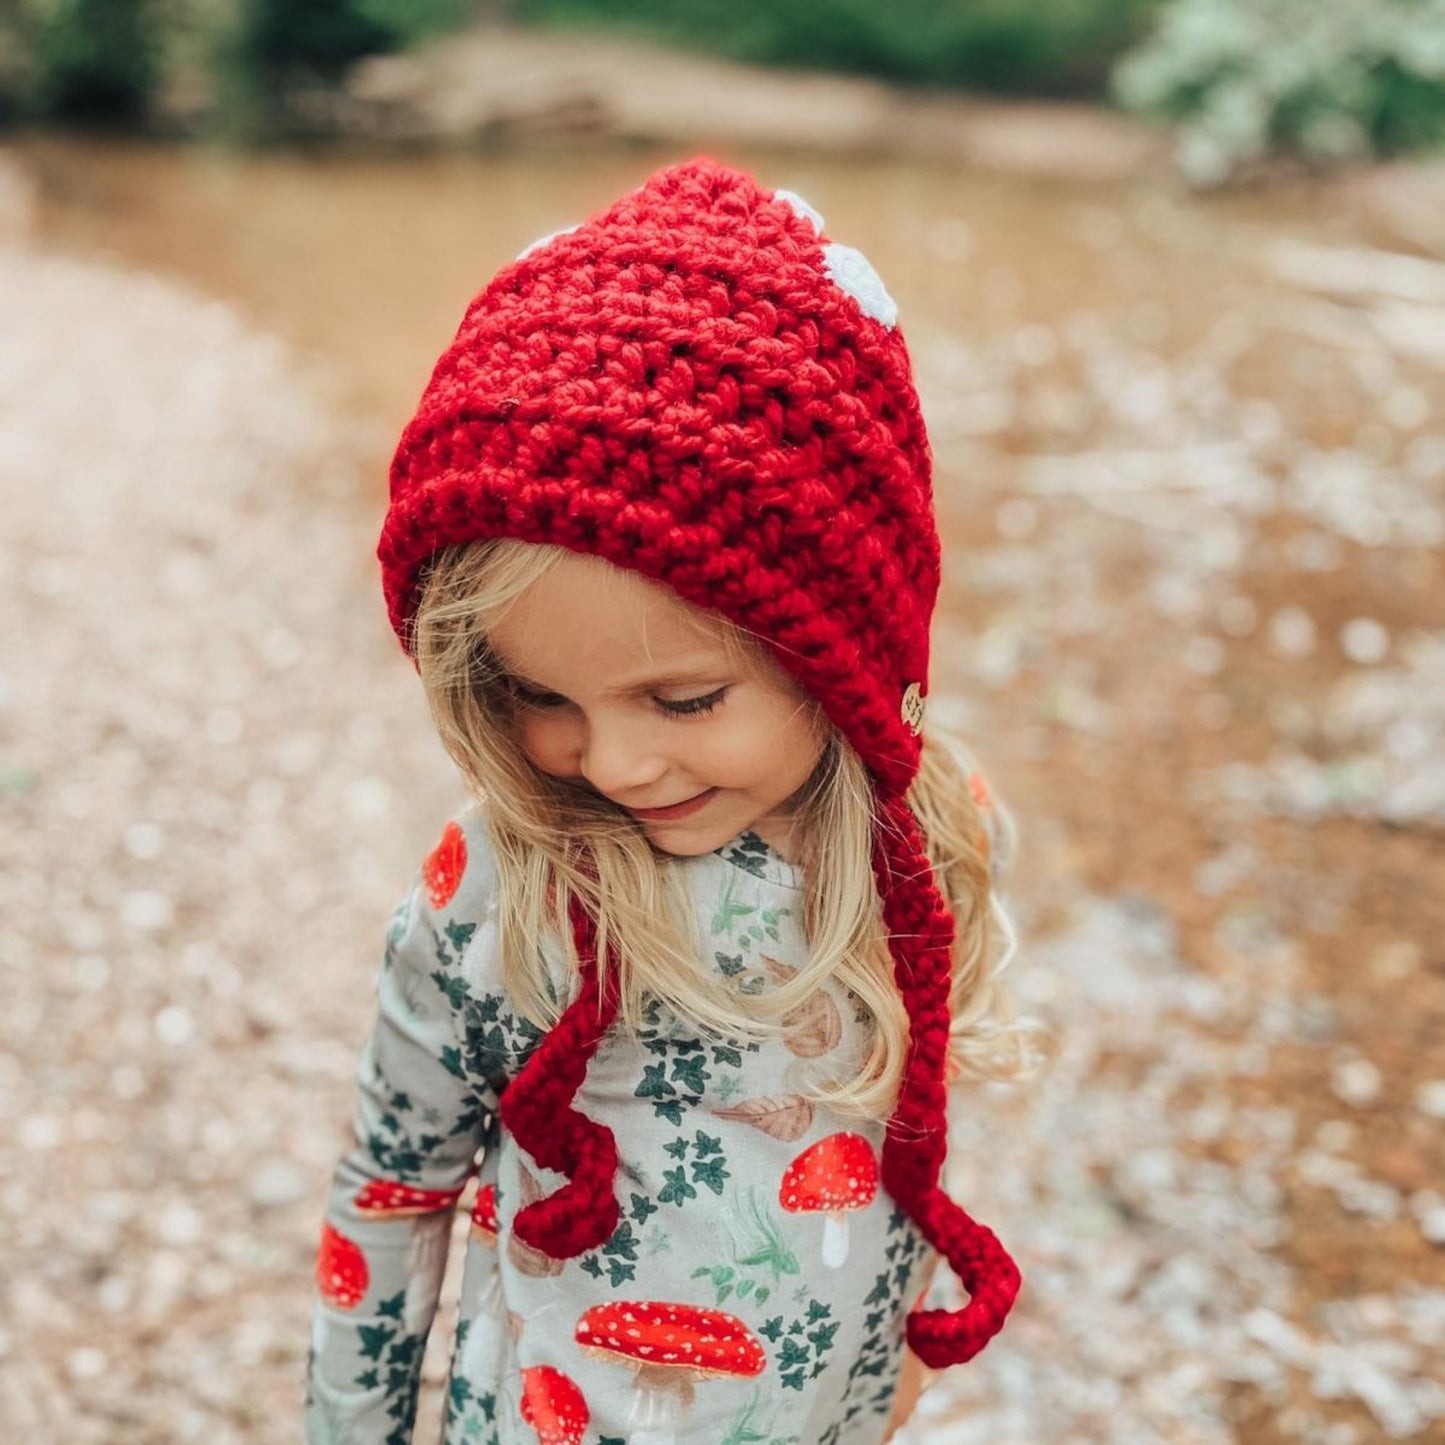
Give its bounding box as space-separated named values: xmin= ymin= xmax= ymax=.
xmin=378 ymin=155 xmax=1021 ymax=1366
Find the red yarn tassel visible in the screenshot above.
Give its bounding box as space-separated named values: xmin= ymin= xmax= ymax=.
xmin=871 ymin=796 xmax=1022 ymax=1366
xmin=497 ymin=888 xmax=622 ymax=1257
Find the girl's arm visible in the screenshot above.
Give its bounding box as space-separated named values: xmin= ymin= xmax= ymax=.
xmin=304 ymin=846 xmax=501 ymax=1444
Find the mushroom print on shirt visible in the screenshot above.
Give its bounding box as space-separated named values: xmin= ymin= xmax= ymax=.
xmin=304 ymin=804 xmax=960 ymax=1445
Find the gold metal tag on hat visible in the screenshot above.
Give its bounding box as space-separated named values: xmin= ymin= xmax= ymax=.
xmin=901 ymin=682 xmax=925 ymax=735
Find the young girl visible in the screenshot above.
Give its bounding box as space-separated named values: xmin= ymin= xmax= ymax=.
xmin=305 ymin=156 xmax=1040 ymax=1445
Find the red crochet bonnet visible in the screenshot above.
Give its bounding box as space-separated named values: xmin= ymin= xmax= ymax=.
xmin=377 ymin=156 xmax=1020 ymax=1366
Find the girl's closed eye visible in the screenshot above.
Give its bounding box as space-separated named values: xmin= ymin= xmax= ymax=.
xmin=507 ymin=680 xmax=729 ymax=718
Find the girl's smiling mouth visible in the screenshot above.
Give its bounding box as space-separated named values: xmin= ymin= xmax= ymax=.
xmin=625 ymin=788 xmax=719 ymax=821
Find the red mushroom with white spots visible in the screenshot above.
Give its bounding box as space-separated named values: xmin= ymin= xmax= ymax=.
xmin=354 ymin=1178 xmax=465 ymax=1220
xmin=779 ymin=1131 xmax=879 ymax=1267
xmin=574 ymin=1300 xmax=766 ymax=1445
xmin=315 ymin=1222 xmax=368 ymax=1310
xmin=422 ymin=819 xmax=467 ymax=909
xmin=519 ymin=1364 xmax=589 ymax=1445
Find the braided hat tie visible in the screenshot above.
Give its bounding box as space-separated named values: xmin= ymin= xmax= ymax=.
xmin=378 ymin=155 xmax=1021 ymax=1366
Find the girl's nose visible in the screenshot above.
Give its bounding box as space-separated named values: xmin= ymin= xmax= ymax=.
xmin=575 ymin=721 xmax=668 ymax=801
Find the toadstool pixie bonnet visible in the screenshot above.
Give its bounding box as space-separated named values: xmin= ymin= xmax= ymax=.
xmin=377 ymin=155 xmax=1021 ymax=1366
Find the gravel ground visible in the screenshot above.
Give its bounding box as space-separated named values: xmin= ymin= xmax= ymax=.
xmin=1 ymin=149 xmax=1443 ymax=1444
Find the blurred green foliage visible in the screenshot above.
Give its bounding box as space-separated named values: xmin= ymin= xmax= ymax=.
xmin=1 ymin=0 xmax=163 ymax=122
xmin=516 ymin=0 xmax=1163 ymax=98
xmin=212 ymin=0 xmax=477 ymax=137
xmin=0 ymin=0 xmax=479 ymax=126
xmin=1114 ymin=0 xmax=1445 ymax=183
xmin=232 ymin=0 xmax=474 ymax=82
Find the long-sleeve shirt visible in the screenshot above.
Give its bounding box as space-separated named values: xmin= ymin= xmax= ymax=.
xmin=304 ymin=804 xmax=961 ymax=1445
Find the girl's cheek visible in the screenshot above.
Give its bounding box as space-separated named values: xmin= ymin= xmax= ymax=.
xmin=515 ymin=717 xmax=571 ymax=775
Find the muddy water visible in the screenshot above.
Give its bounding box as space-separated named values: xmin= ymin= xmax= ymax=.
xmin=14 ymin=133 xmax=1360 ymax=472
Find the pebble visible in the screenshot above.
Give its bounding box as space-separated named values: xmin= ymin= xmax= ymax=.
xmin=123 ymin=822 xmax=165 ymax=859
xmin=1217 ymin=595 xmax=1258 ymax=636
xmin=1341 ymin=617 xmax=1389 ymax=664
xmin=1269 ymin=605 xmax=1318 ymax=659
xmin=154 ymin=1200 xmax=204 ymax=1248
xmin=1183 ymin=635 xmax=1227 ymax=676
xmin=1335 ymin=1177 xmax=1401 ymax=1223
xmin=19 ymin=1115 xmax=63 ymax=1151
xmin=65 ymin=1347 xmax=108 ymax=1382
xmin=155 ymin=1005 xmax=194 ymax=1046
xmin=1414 ymin=1080 xmax=1445 ymax=1119
xmin=1331 ymin=1056 xmax=1384 ymax=1108
xmin=248 ymin=1158 xmax=308 ymax=1210
xmin=121 ymin=891 xmax=175 ymax=932
xmin=1411 ymin=1193 xmax=1445 ymax=1248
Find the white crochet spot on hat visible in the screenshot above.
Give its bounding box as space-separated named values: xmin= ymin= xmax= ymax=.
xmin=515 ymin=226 xmax=579 ymax=261
xmin=773 ymin=188 xmax=825 ymax=235
xmin=822 ymin=243 xmax=899 ymax=329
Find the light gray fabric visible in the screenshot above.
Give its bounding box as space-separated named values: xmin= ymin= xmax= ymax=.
xmin=305 ymin=806 xmax=937 ymax=1445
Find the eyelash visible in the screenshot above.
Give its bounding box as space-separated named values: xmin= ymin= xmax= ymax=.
xmin=508 ymin=683 xmax=728 ymax=718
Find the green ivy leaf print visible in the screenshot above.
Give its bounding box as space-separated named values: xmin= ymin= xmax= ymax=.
xmin=342 ymin=1291 xmax=425 ymax=1445
xmin=820 ymin=1215 xmax=926 ymax=1439
xmin=357 ymin=1323 xmax=395 ymax=1361
xmin=603 ymin=1220 xmax=639 ymax=1262
xmin=658 ymin=1165 xmax=697 ymax=1206
xmin=431 ymin=970 xmax=469 ymax=1010
xmin=670 ymin=1053 xmax=710 ymax=1095
xmin=716 ymin=950 xmax=747 ymax=977
xmin=360 ymin=1074 xmax=430 ymax=1180
xmin=629 ymin=1192 xmax=658 ymax=1225
xmin=578 ymin=1216 xmax=643 ymax=1286
xmin=758 ymin=1297 xmax=838 ymax=1392
xmin=443 ymin=919 xmax=476 ymax=954
xmin=692 ymin=1156 xmax=730 ymax=1194
xmin=445 ymin=1343 xmax=500 ymax=1445
xmin=637 ymin=1060 xmax=671 ymax=1095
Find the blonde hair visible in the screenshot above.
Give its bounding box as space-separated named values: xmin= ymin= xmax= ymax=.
xmin=410 ymin=539 xmax=1052 ymax=1122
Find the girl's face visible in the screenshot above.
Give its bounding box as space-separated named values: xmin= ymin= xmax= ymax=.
xmin=486 ymin=550 xmax=828 ymax=863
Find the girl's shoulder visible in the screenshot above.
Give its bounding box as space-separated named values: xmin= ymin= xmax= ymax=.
xmin=412 ymin=799 xmax=502 ymax=923
xmin=421 ymin=798 xmax=579 ymax=1006
xmin=395 ymin=798 xmax=509 ymax=996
